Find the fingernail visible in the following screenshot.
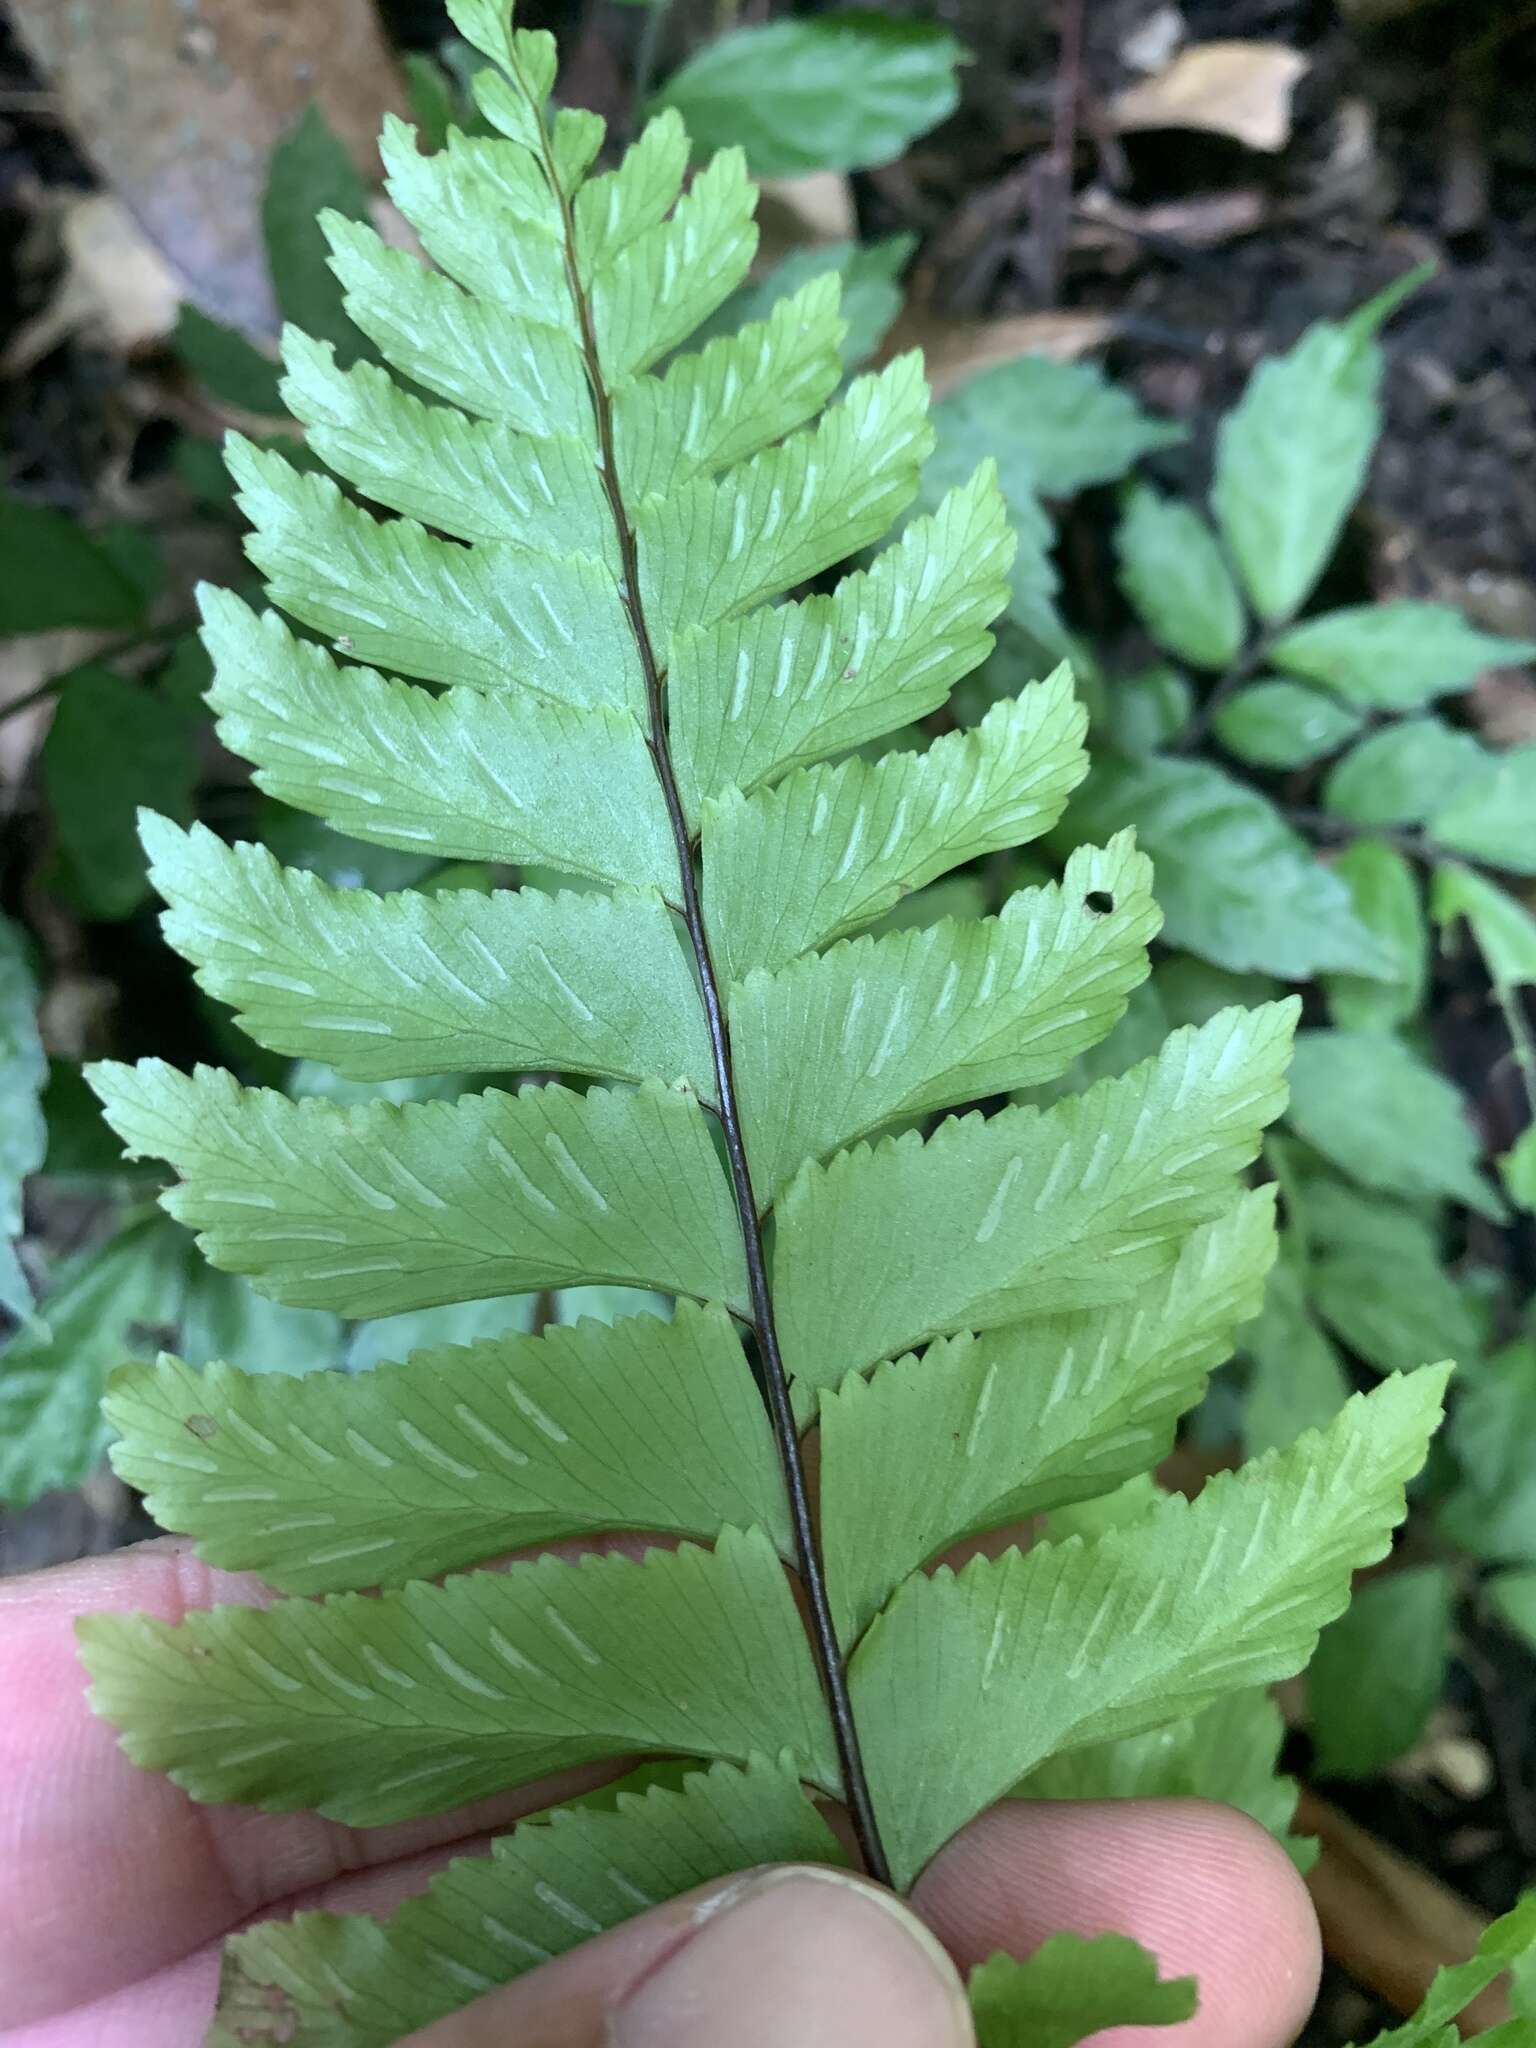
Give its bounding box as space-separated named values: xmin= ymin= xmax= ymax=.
xmin=607 ymin=1864 xmax=972 ymax=2048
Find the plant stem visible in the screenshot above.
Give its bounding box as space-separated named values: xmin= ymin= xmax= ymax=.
xmin=1492 ymin=973 xmax=1536 ymax=1128
xmin=1173 ymin=632 xmax=1272 ymax=753
xmin=1285 ymin=807 xmax=1437 ymax=866
xmin=530 ymin=91 xmax=893 ymax=1886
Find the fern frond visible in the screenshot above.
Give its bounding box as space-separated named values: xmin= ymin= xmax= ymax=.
xmin=104 ymin=1302 xmax=790 ymax=1593
xmin=78 ymin=9 xmax=1451 ymax=2033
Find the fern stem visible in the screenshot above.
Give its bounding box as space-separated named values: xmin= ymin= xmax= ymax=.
xmin=529 ymin=97 xmax=893 ymax=1888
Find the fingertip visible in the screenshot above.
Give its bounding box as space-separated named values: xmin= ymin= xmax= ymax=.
xmin=913 ymin=1798 xmax=1321 ymax=2048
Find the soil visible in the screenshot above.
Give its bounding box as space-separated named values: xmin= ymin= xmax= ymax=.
xmin=3 ymin=0 xmax=1535 ymax=2034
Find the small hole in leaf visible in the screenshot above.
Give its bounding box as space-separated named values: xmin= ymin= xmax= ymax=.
xmin=1085 ymin=890 xmax=1114 ymax=915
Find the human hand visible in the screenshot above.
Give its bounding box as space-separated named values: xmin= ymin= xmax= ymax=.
xmin=2 ymin=1539 xmax=1321 ymax=2046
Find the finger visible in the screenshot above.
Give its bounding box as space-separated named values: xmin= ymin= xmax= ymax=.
xmin=403 ymin=1865 xmax=971 ymax=2048
xmin=0 ymin=1540 xmax=616 ymax=2029
xmin=913 ymin=1798 xmax=1321 ymax=2048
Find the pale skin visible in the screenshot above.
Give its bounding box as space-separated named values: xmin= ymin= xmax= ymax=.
xmin=1 ymin=1539 xmax=1322 ymax=2046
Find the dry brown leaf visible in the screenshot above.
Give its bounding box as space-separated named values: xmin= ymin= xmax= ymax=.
xmin=890 ymin=309 xmax=1114 ymax=395
xmin=8 ymin=0 xmax=405 ymax=338
xmin=1076 ymin=184 xmax=1267 ymax=250
xmin=756 ymin=171 xmax=858 ymax=260
xmin=2 ymin=195 xmax=181 ymax=376
xmin=1110 ymin=41 xmax=1310 ymax=154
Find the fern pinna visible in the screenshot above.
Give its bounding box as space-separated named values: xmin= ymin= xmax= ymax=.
xmin=79 ymin=5 xmax=1447 ymax=2041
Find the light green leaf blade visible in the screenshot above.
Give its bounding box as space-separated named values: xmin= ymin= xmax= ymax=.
xmin=1269 ymin=601 xmax=1535 ymax=712
xmin=706 ymin=671 xmax=1088 ymax=979
xmin=0 ymin=914 xmax=46 ymax=1317
xmin=932 ymin=354 xmax=1183 ymax=500
xmin=572 ymin=108 xmax=688 ymax=277
xmin=672 ymin=463 xmax=1014 ymax=823
xmin=1502 ymin=1125 xmax=1536 ymax=1214
xmin=144 ymin=817 xmax=710 ymax=1091
xmin=202 ymin=591 xmax=674 ymax=889
xmin=0 ymin=1220 xmax=187 ymax=1509
xmin=279 ymin=330 xmax=612 ymax=557
xmin=641 ymin=354 xmax=932 ymax=638
xmin=1058 ymin=754 xmax=1389 ymax=979
xmin=1324 ymin=840 xmax=1427 ymax=1032
xmin=77 ymin=1527 xmax=836 ymax=1824
xmin=1214 ymin=679 xmax=1363 ymax=772
xmin=211 ymin=1757 xmax=846 ymax=2048
xmin=968 ymin=1935 xmax=1196 ymax=2048
xmin=1115 ymin=483 xmax=1244 ymax=671
xmin=1308 ymin=1564 xmax=1454 ymax=1778
xmin=1305 ymin=1178 xmax=1480 ymax=1377
xmin=1433 ymin=862 xmax=1536 ymax=987
xmin=86 ymin=1063 xmax=748 ymax=1318
xmin=821 ymin=1189 xmax=1278 ymax=1643
xmin=322 ymin=211 xmax=589 ymax=432
xmin=1488 ymin=1571 xmax=1536 ymax=1654
xmin=776 ymin=1001 xmax=1297 ymax=1390
xmin=1323 ymin=717 xmax=1489 ymax=828
xmin=1287 ymin=1029 xmax=1505 ymax=1222
xmin=615 ymin=272 xmax=845 ymax=499
xmin=1210 ymin=293 xmax=1394 ymax=625
xmin=592 ymin=147 xmax=758 ymax=380
xmin=41 ymin=666 xmax=196 ymax=922
xmin=105 ymin=1301 xmax=790 ymax=1593
xmin=1430 ymin=743 xmax=1536 ymax=875
xmin=733 ymin=836 xmax=1160 ymax=1201
xmin=852 ymin=1368 xmax=1449 ymax=1887
xmin=226 ymin=438 xmax=644 ymax=713
xmin=654 ymin=14 xmax=964 ymax=177
xmin=1361 ymin=1893 xmax=1536 ymax=2048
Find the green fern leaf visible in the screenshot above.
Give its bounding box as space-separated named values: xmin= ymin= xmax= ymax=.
xmin=104 ymin=1302 xmax=790 ymax=1594
xmin=211 ymin=1756 xmax=845 ymax=2048
xmin=733 ymin=835 xmax=1160 ymax=1199
xmin=75 ymin=12 xmax=1453 ymax=2034
xmin=821 ymin=1189 xmax=1278 ymax=1642
xmin=88 ymin=1063 xmax=747 ymax=1316
xmin=855 ymin=1368 xmax=1449 ymax=1885
xmin=144 ymin=816 xmax=710 ymax=1088
xmin=777 ymin=1001 xmax=1298 ymax=1389
xmin=78 ymin=1526 xmax=835 ymax=1823
xmin=968 ymin=1935 xmax=1196 ymax=2048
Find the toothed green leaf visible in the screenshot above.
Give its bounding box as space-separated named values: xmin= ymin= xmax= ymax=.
xmin=105 ymin=1302 xmax=791 ymax=1593
xmin=1361 ymin=1893 xmax=1536 ymax=2048
xmin=87 ymin=1062 xmax=747 ymax=1318
xmin=821 ymin=1189 xmax=1278 ymax=1642
xmin=145 ymin=816 xmax=709 ymax=1090
xmin=733 ymin=836 xmax=1159 ymax=1200
xmin=210 ymin=1757 xmax=846 ymax=2048
xmin=777 ymin=1002 xmax=1297 ymax=1389
xmin=968 ymin=1935 xmax=1196 ymax=2048
xmin=706 ymin=672 xmax=1088 ymax=979
xmin=79 ymin=1526 xmax=835 ymax=1825
xmin=201 ymin=590 xmax=673 ymax=886
xmin=855 ymin=1369 xmax=1450 ymax=1886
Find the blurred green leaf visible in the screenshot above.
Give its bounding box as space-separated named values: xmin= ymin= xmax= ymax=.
xmin=1115 ymin=485 xmax=1244 ymax=671
xmin=934 ymin=355 xmax=1182 ymax=501
xmin=1287 ymin=1029 xmax=1505 ymax=1221
xmin=1271 ymin=601 xmax=1536 ymax=712
xmin=0 ymin=917 xmax=46 ymax=1321
xmin=1059 ymin=755 xmax=1388 ymax=979
xmin=263 ymin=104 xmax=375 ymax=361
xmin=1214 ymin=679 xmax=1363 ymax=771
xmin=655 ymin=12 xmax=965 ymax=176
xmin=1488 ymin=1570 xmax=1536 ymax=1654
xmin=1243 ymin=1250 xmax=1351 ymax=1456
xmin=178 ymin=1265 xmax=343 ymax=1379
xmin=0 ymin=1218 xmax=185 ymax=1508
xmin=41 ymin=667 xmax=197 ymax=921
xmin=1210 ymin=272 xmax=1422 ymax=626
xmin=403 ymin=52 xmax=458 ymax=152
xmin=1324 ymin=718 xmax=1488 ymax=828
xmin=1502 ymin=1125 xmax=1536 ymax=1213
xmin=716 ymin=235 xmax=914 ymax=369
xmin=1305 ymin=1179 xmax=1480 ymax=1376
xmin=1103 ymin=665 xmax=1192 ymax=755
xmin=1432 ymin=862 xmax=1536 ymax=988
xmin=174 ymin=305 xmax=286 ymax=416
xmin=1308 ymin=1566 xmax=1454 ymax=1778
xmin=0 ymin=491 xmax=145 ymax=634
xmin=1431 ymin=744 xmax=1536 ymax=876
xmin=1324 ymin=840 xmax=1426 ymax=1032
xmin=1362 ymin=1892 xmax=1536 ymax=2048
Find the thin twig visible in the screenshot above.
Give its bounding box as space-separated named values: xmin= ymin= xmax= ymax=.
xmin=526 ymin=72 xmax=894 ymax=1886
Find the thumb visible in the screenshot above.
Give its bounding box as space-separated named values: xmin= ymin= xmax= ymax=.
xmin=404 ymin=1864 xmax=974 ymax=2048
